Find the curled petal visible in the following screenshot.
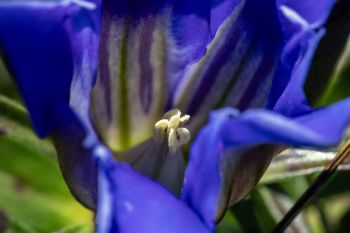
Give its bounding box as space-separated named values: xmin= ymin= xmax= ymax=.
xmin=271 ymin=28 xmax=325 ymax=115
xmin=269 ymin=0 xmax=335 ymax=111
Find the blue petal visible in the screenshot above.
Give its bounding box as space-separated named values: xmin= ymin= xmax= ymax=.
xmin=182 ymin=109 xmax=234 ymax=229
xmin=210 ymin=0 xmax=240 ymax=33
xmin=221 ymin=102 xmax=350 ymax=147
xmin=270 ymin=27 xmax=325 ymax=116
xmin=0 ymin=0 xmax=99 ymax=137
xmin=173 ymin=0 xmax=284 ymax=124
xmin=268 ymin=2 xmax=334 ymax=115
xmin=94 ymin=146 xmax=212 ymax=233
xmin=172 ymin=0 xmax=240 ymax=61
xmin=182 ymin=98 xmax=350 ymax=226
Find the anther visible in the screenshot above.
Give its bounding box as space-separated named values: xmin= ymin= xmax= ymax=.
xmin=153 ymin=109 xmax=191 ymax=153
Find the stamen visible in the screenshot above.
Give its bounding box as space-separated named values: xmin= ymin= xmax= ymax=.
xmin=180 ymin=115 xmax=190 ymax=125
xmin=153 ymin=109 xmax=191 ymax=153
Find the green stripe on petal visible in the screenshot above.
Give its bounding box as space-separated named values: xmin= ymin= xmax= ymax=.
xmin=92 ymin=14 xmax=168 ymax=151
xmin=119 ymin=22 xmax=131 ymax=149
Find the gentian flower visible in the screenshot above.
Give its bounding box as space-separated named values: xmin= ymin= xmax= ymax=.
xmin=1 ymin=0 xmax=350 ymax=232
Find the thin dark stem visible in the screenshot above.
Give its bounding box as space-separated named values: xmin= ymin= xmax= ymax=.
xmin=272 ymin=140 xmax=350 ymax=233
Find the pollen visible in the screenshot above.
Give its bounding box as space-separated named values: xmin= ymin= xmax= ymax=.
xmin=153 ymin=109 xmax=191 ymax=153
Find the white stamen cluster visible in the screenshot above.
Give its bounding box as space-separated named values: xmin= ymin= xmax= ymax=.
xmin=153 ymin=109 xmax=191 ymax=153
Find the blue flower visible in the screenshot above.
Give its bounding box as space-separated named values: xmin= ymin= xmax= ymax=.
xmin=0 ymin=0 xmax=349 ymax=232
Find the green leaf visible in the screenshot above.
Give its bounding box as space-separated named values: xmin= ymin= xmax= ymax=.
xmin=252 ymin=187 xmax=312 ymax=233
xmin=317 ymin=39 xmax=350 ymax=106
xmin=0 ymin=57 xmax=20 ymax=102
xmin=216 ymin=210 xmax=242 ymax=233
xmin=250 ymin=189 xmax=279 ymax=233
xmin=52 ymin=225 xmax=93 ymax=233
xmin=227 ymin=187 xmax=311 ymax=233
xmin=0 ymin=95 xmax=93 ymax=232
xmin=0 ymin=95 xmax=64 ymax=196
xmin=231 ymin=200 xmax=264 ymax=232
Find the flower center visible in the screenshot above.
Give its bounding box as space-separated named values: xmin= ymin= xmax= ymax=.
xmin=153 ymin=109 xmax=191 ymax=153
